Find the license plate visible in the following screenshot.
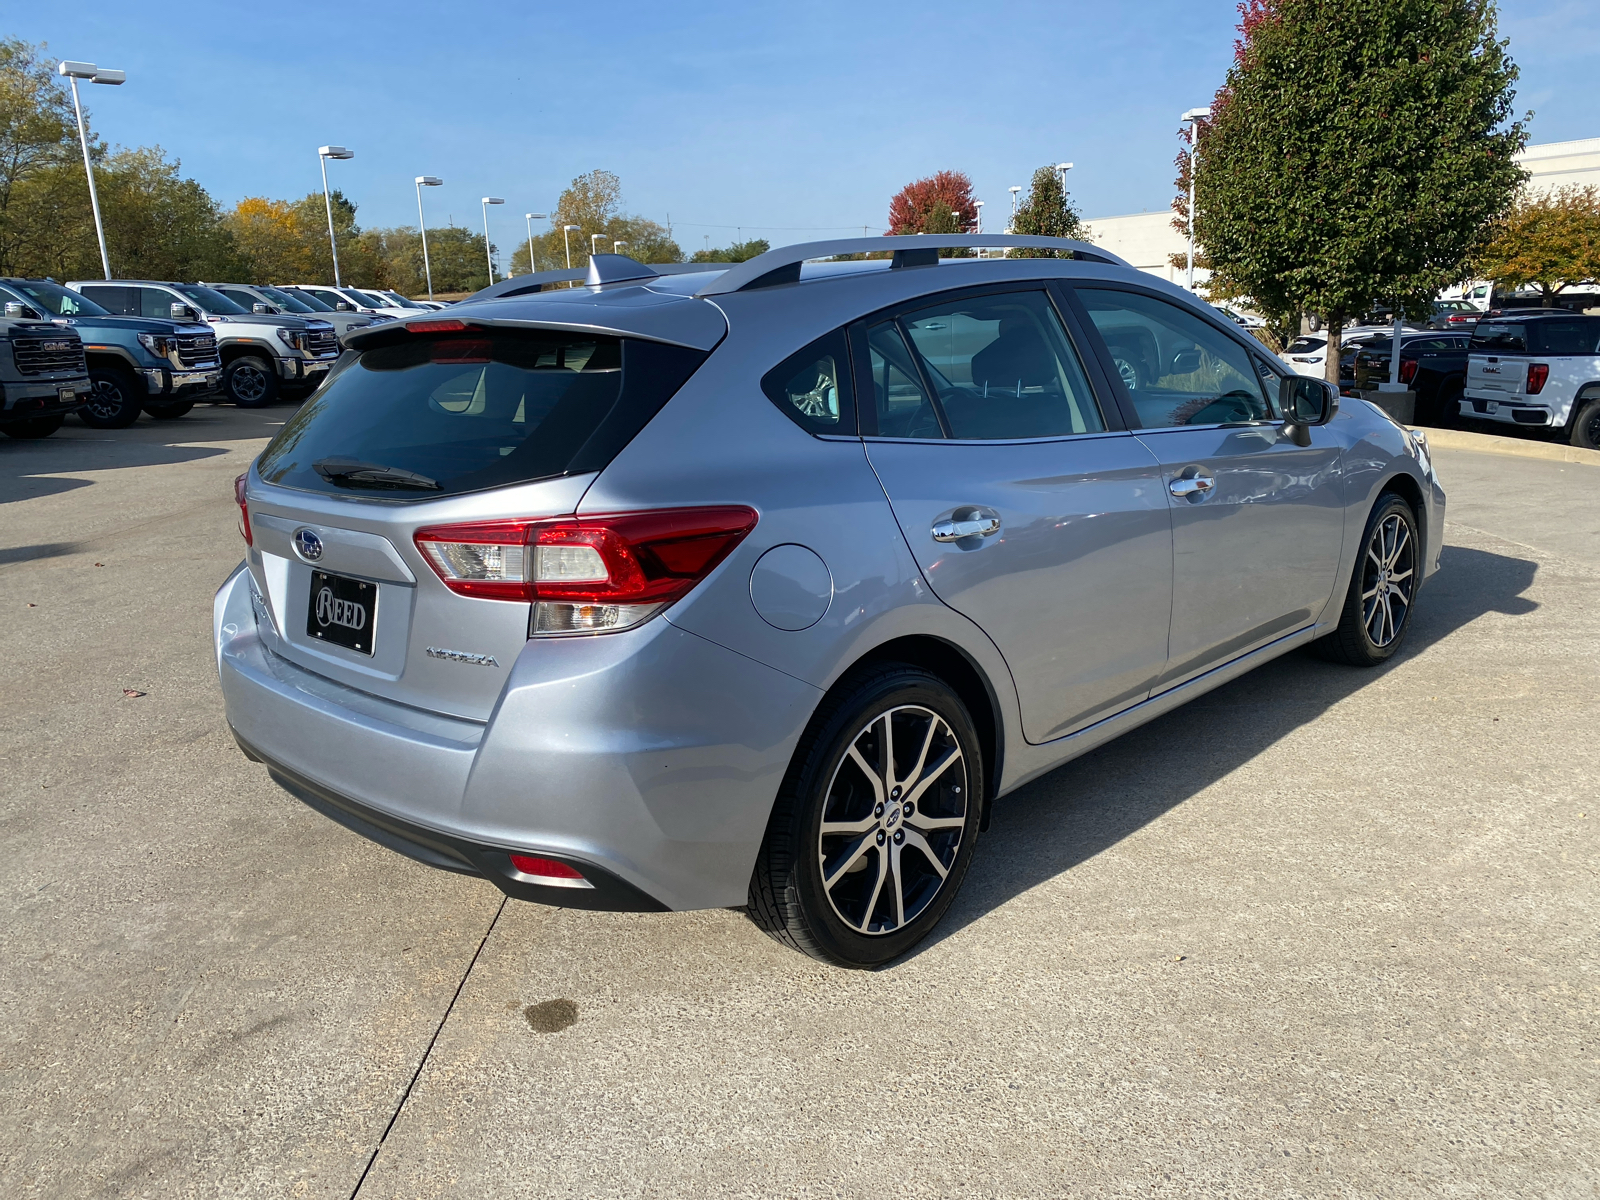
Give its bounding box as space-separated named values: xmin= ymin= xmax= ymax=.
xmin=306 ymin=571 xmax=376 ymax=655
xmin=1486 ymin=400 xmax=1498 ymax=414
xmin=57 ymin=387 xmax=75 ymax=404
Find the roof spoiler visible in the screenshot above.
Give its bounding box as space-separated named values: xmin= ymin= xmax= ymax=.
xmin=695 ymin=234 xmax=1131 ymax=296
xmin=459 ymin=257 xmax=729 ymax=304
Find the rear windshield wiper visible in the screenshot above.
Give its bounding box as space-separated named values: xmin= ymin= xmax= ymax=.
xmin=313 ymin=456 xmax=440 ymax=490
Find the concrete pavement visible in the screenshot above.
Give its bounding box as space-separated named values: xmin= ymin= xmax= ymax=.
xmin=1 ymin=410 xmax=1595 ymax=1198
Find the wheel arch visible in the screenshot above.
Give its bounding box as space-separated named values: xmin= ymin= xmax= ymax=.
xmin=836 ymin=634 xmax=1004 ymax=831
xmin=84 ymin=347 xmax=140 ymax=374
xmin=1376 ymin=470 xmax=1427 ymax=563
xmin=219 ymin=340 xmax=277 ymax=366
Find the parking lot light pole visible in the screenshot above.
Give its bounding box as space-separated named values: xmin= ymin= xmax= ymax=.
xmin=525 ymin=213 xmax=547 ymax=274
xmin=590 ymin=233 xmax=605 ymax=258
xmin=613 ymin=240 xmax=627 ymax=255
xmin=57 ymin=61 xmax=124 ymax=280
xmin=1056 ymin=162 xmax=1073 ymax=194
xmin=415 ymin=176 xmax=443 ymax=301
xmin=563 ymin=225 xmax=580 ymax=268
xmin=317 ymin=146 xmax=354 ymax=286
xmin=1007 ymin=185 xmax=1021 ymax=230
xmin=1181 ymin=109 xmax=1211 ymax=292
xmin=481 ymin=197 xmax=504 ymax=283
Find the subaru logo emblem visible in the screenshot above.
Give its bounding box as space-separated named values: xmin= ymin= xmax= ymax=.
xmin=293 ymin=528 xmax=324 ymax=561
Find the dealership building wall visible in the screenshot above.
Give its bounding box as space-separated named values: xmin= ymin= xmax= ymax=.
xmin=1077 ymin=137 xmax=1599 ymax=288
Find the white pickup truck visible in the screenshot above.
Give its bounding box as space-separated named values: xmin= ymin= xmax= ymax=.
xmin=1463 ymin=313 xmax=1600 ymax=449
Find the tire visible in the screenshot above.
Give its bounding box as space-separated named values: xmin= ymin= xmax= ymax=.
xmin=1 ymin=414 xmax=65 ymax=439
xmin=748 ymin=665 xmax=983 ymax=968
xmin=1571 ymin=397 xmax=1600 ymax=450
xmin=1314 ymin=494 xmax=1420 ymax=667
xmin=223 ymin=356 xmax=278 ymax=408
xmin=143 ymin=400 xmax=194 ymax=420
xmin=1429 ymin=379 xmax=1465 ymax=429
xmin=79 ymin=368 xmax=144 ymax=429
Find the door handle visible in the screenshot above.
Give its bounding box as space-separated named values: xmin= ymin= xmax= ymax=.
xmin=932 ymin=514 xmax=1001 ymax=542
xmin=1169 ymin=473 xmax=1214 ymax=499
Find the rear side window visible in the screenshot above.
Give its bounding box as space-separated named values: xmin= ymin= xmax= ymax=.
xmin=79 ymin=285 xmax=136 ymax=315
xmin=760 ymin=329 xmax=854 ymax=434
xmin=258 ymin=330 xmax=707 ymax=499
xmin=1471 ymin=323 xmax=1527 ymax=353
xmin=1532 ymin=318 xmax=1600 ymax=356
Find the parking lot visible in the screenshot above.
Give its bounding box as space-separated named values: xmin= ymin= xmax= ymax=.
xmin=2 ymin=405 xmax=1596 ymax=1198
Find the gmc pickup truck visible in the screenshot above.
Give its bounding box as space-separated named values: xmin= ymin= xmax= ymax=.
xmin=1463 ymin=312 xmax=1600 ymax=449
xmin=0 ymin=312 xmax=89 ymax=438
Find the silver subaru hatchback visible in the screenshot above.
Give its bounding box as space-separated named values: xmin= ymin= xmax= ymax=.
xmin=215 ymin=236 xmax=1445 ymax=967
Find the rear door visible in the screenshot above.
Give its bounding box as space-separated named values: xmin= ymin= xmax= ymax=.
xmin=859 ymin=285 xmax=1173 ymax=743
xmin=76 ymin=284 xmax=137 ymax=315
xmin=1071 ymin=284 xmax=1345 ymax=689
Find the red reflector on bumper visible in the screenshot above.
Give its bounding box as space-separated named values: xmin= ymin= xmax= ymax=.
xmin=510 ymin=854 xmax=585 ymax=880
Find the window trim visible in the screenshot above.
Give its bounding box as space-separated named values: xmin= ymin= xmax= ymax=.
xmin=1059 ymin=280 xmax=1284 ymax=433
xmin=849 ymin=281 xmax=1126 ymax=443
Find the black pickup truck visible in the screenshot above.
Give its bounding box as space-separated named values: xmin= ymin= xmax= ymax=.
xmin=1351 ymin=332 xmax=1474 ymax=427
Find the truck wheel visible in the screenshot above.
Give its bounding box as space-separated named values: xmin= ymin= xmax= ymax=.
xmin=748 ymin=664 xmax=983 ymax=968
xmin=143 ymin=400 xmax=194 ymax=420
xmin=80 ymin=368 xmax=144 ymax=429
xmin=1314 ymin=494 xmax=1419 ymax=668
xmin=1571 ymin=398 xmax=1600 ymax=450
xmin=2 ymin=414 xmax=65 ymax=439
xmin=224 ymin=356 xmax=278 ymax=408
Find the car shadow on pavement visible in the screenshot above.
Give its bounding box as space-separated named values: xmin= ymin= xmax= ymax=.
xmin=898 ymin=543 xmax=1540 ymax=966
xmin=0 ymin=426 xmax=238 ymax=507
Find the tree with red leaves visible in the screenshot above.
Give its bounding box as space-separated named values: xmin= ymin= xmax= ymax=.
xmin=887 ymin=171 xmax=977 ymax=235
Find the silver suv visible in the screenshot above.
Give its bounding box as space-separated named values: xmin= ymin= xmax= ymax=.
xmin=216 ymin=236 xmax=1445 ymax=967
xmin=68 ymin=280 xmax=340 ymax=407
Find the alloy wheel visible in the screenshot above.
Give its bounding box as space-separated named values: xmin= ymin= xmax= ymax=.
xmin=1360 ymin=511 xmax=1415 ymax=648
xmin=87 ymin=377 xmax=126 ymax=421
xmin=230 ymin=365 xmax=268 ymax=404
xmin=818 ymin=704 xmax=967 ymax=935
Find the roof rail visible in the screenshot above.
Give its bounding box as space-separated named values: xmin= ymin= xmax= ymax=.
xmin=459 ymin=257 xmax=731 ymax=304
xmin=695 ymin=234 xmax=1131 ymax=296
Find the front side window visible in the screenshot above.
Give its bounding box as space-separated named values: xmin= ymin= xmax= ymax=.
xmin=298 ymin=288 xmax=345 ymax=309
xmin=140 ymin=287 xmax=184 ymax=319
xmin=898 ymin=290 xmax=1105 ymax=439
xmin=761 ymin=329 xmax=852 ymax=434
xmin=1533 ymin=318 xmax=1600 ymax=356
xmin=1077 ymin=287 xmax=1271 ymax=427
xmin=867 ymin=321 xmax=944 ymax=439
xmin=272 ymin=286 xmax=331 ymax=311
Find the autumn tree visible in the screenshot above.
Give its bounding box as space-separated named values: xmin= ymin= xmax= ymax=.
xmin=1475 ymin=185 xmax=1600 ymax=305
xmin=1192 ymin=0 xmax=1526 ymax=383
xmin=887 ymin=170 xmax=976 ymax=235
xmin=1010 ymin=165 xmax=1087 ymax=256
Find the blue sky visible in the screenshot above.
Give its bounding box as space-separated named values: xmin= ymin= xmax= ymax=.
xmin=10 ymin=1 xmax=1598 ymax=251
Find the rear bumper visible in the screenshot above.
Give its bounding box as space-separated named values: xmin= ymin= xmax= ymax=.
xmin=214 ymin=564 xmax=821 ymax=911
xmin=1459 ymin=395 xmax=1554 ymax=426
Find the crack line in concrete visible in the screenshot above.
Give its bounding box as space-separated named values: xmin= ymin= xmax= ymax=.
xmin=348 ymin=895 xmax=508 ymax=1198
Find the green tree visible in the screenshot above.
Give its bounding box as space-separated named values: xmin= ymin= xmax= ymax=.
xmin=1010 ymin=165 xmax=1087 ymax=256
xmin=1475 ymin=184 xmax=1600 ymax=305
xmin=690 ymin=237 xmax=770 ymax=263
xmin=509 ymin=169 xmax=682 ymax=275
xmin=0 ymin=38 xmax=78 ymax=274
xmin=1193 ymin=0 xmax=1526 ymax=383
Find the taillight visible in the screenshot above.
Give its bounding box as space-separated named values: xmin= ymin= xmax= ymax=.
xmin=1399 ymin=358 xmax=1418 ymax=384
xmin=234 ymin=472 xmax=252 ymax=546
xmin=1526 ymin=363 xmax=1549 ymax=394
xmin=413 ymin=506 xmax=759 ymax=635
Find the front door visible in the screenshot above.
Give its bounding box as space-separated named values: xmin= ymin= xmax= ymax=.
xmin=1073 ymin=285 xmax=1346 ymax=688
xmin=860 ymin=287 xmax=1174 ymax=743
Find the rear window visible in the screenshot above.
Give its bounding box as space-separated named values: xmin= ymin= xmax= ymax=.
xmin=257 ymin=330 xmax=707 ymax=499
xmin=1471 ymin=323 xmax=1527 ymax=353
xmin=1284 ymin=337 xmax=1325 ymax=354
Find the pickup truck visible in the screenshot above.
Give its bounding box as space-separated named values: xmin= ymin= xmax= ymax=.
xmin=201 ymin=282 xmax=384 ymax=339
xmin=1463 ymin=312 xmax=1600 ymax=449
xmin=0 ymin=277 xmax=220 ymax=427
xmin=66 ymin=280 xmax=339 ymax=408
xmin=1352 ymin=332 xmax=1474 ymax=427
xmin=0 ymin=312 xmax=89 ymax=438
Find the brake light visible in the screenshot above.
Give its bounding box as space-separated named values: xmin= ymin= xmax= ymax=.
xmin=1399 ymin=358 xmax=1418 ymax=384
xmin=407 ymin=318 xmax=467 ymax=333
xmin=1526 ymin=363 xmax=1549 ymax=394
xmin=414 ymin=506 xmax=759 ymax=635
xmin=509 ymin=854 xmax=585 ymax=881
xmin=234 ymin=472 xmax=252 ymax=546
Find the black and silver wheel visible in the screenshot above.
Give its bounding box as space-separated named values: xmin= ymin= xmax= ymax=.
xmin=80 ymin=368 xmax=144 ymax=429
xmin=224 ymin=356 xmax=278 ymax=408
xmin=1571 ymin=397 xmax=1600 ymax=451
xmin=749 ymin=665 xmax=982 ymax=968
xmin=1315 ymin=494 xmax=1418 ymax=667
xmin=1 ymin=414 xmax=65 ymax=439
xmin=143 ymin=399 xmax=193 ymax=420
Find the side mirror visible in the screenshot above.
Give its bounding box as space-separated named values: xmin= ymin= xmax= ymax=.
xmin=170 ymin=302 xmax=199 ymax=321
xmin=251 ymin=302 xmax=271 ymax=314
xmin=1280 ymin=376 xmax=1338 ymax=443
xmin=335 ymin=301 xmax=353 ymax=311
xmin=1171 ymin=348 xmax=1203 ymax=373
xmin=4 ymin=301 xmax=39 ymax=319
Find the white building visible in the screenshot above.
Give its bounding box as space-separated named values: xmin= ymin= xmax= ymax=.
xmin=1077 ymin=137 xmax=1599 ymax=290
